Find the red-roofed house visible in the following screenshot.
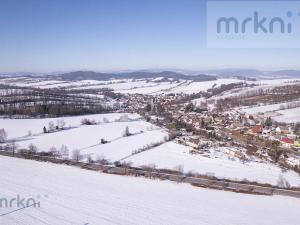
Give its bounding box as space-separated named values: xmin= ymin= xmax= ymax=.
xmin=251 ymin=125 xmax=263 ymax=135
xmin=281 ymin=137 xmax=294 ymax=144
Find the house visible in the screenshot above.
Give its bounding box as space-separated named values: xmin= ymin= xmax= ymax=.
xmin=186 ymin=141 xmax=199 ymax=149
xmin=243 ymin=118 xmax=255 ymax=127
xmin=262 ymin=129 xmax=271 ymax=135
xmin=251 ymin=125 xmax=263 ymax=135
xmin=281 ymin=128 xmax=290 ymax=135
xmin=275 ymin=127 xmax=281 ymax=134
xmin=287 ymin=134 xmax=297 ymax=140
xmin=294 ymin=141 xmax=300 ymax=148
xmin=205 ymin=126 xmax=215 ymax=131
xmin=281 ymin=137 xmax=294 ymax=144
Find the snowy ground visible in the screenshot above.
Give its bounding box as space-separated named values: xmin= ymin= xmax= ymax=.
xmin=240 ymin=103 xmax=290 ymax=115
xmin=2 ymin=77 xmax=299 ymax=96
xmin=273 ymin=107 xmax=300 ymax=123
xmin=213 ymin=78 xmax=300 ymax=100
xmin=1 ymin=114 xmax=299 ymax=186
xmin=0 ymin=113 xmax=141 ymax=140
xmin=0 ymin=77 xmax=254 ymax=94
xmin=124 ymin=142 xmax=300 ymax=187
xmin=0 ymin=114 xmax=168 ymax=162
xmin=239 ymin=102 xmax=300 ymax=123
xmin=0 ymin=156 xmax=299 ymax=225
xmin=81 ymin=129 xmax=167 ymax=162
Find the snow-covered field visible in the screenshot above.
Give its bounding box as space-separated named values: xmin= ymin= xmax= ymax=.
xmin=116 ymin=78 xmax=244 ymax=95
xmin=213 ymin=78 xmax=300 ymax=100
xmin=124 ymin=142 xmax=300 ymax=187
xmin=273 ymin=107 xmax=300 ymax=123
xmin=2 ymin=76 xmax=299 ymax=96
xmin=0 ymin=114 xmax=169 ymax=162
xmin=81 ymin=129 xmax=167 ymax=162
xmin=1 ymin=114 xmax=299 ymax=186
xmin=0 ymin=113 xmax=141 ymax=140
xmin=0 ymin=156 xmax=299 ymax=225
xmin=239 ymin=102 xmax=300 ymax=123
xmin=0 ymin=78 xmax=110 ymax=89
xmin=0 ymin=77 xmax=260 ymax=94
xmin=241 ymin=103 xmax=289 ymax=115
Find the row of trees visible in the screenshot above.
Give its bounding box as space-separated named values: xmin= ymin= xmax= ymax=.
xmin=0 ymin=103 xmax=110 ymax=117
xmin=215 ymin=84 xmax=300 ymax=111
xmin=44 ymin=120 xmax=66 ymax=133
xmin=0 ymin=85 xmax=114 ymax=117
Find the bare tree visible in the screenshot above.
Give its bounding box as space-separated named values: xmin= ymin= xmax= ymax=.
xmin=49 ymin=146 xmax=58 ymax=156
xmin=277 ymin=174 xmax=291 ymax=188
xmin=60 ymin=144 xmax=69 ymax=157
xmin=11 ymin=139 xmax=18 ymax=156
xmin=0 ymin=129 xmax=8 ymax=143
xmin=72 ymin=149 xmax=82 ymax=162
xmin=28 ymin=143 xmax=38 ymax=155
xmin=57 ymin=119 xmax=66 ymax=129
xmin=87 ymin=155 xmax=93 ymax=163
xmin=294 ymin=122 xmax=300 ymax=135
xmin=173 ymin=165 xmax=184 ymax=174
xmin=48 ymin=121 xmax=55 ymax=132
xmin=96 ymin=155 xmax=109 ymax=165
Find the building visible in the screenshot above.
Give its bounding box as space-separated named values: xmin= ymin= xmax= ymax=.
xmin=251 ymin=125 xmax=263 ymax=135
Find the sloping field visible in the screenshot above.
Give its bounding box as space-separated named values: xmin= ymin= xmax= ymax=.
xmin=273 ymin=107 xmax=300 ymax=123
xmin=125 ymin=142 xmax=300 ymax=187
xmin=0 ymin=156 xmax=299 ymax=225
xmin=0 ymin=114 xmax=168 ymax=160
xmin=0 ymin=113 xmax=141 ymax=139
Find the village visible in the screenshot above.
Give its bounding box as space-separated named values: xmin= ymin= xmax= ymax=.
xmin=117 ymin=91 xmax=300 ymax=172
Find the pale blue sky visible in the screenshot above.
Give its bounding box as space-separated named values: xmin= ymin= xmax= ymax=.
xmin=0 ymin=0 xmax=299 ymax=72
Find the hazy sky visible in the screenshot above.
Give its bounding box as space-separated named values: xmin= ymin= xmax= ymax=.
xmin=0 ymin=0 xmax=299 ymax=72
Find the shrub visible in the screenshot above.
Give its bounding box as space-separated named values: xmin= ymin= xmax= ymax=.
xmin=173 ymin=165 xmax=184 ymax=174
xmin=96 ymin=155 xmax=110 ymax=165
xmin=81 ymin=118 xmax=97 ymax=126
xmin=28 ymin=143 xmax=38 ymax=155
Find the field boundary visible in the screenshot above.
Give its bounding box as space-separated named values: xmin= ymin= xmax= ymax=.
xmin=1 ymin=150 xmax=300 ymax=198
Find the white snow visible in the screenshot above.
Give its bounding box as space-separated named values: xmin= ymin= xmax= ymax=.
xmin=239 ymin=102 xmax=300 ymax=123
xmin=124 ymin=142 xmax=300 ymax=187
xmin=1 ymin=115 xmax=299 ymax=186
xmin=16 ymin=121 xmax=161 ymax=153
xmin=214 ymin=79 xmax=300 ymax=100
xmin=0 ymin=113 xmax=169 ymax=162
xmin=0 ymin=156 xmax=299 ymax=225
xmin=241 ymin=103 xmax=287 ymax=115
xmin=169 ymin=79 xmax=243 ymax=94
xmin=81 ymin=129 xmax=168 ymax=162
xmin=273 ymin=107 xmax=300 ymax=123
xmin=0 ymin=113 xmax=141 ymax=140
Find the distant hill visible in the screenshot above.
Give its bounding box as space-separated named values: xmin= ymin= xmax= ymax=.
xmin=58 ymin=71 xmax=217 ymax=81
xmin=201 ymin=69 xmax=300 ymax=79
xmin=1 ymin=69 xmax=300 ymax=80
xmin=267 ymin=70 xmax=300 ymax=77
